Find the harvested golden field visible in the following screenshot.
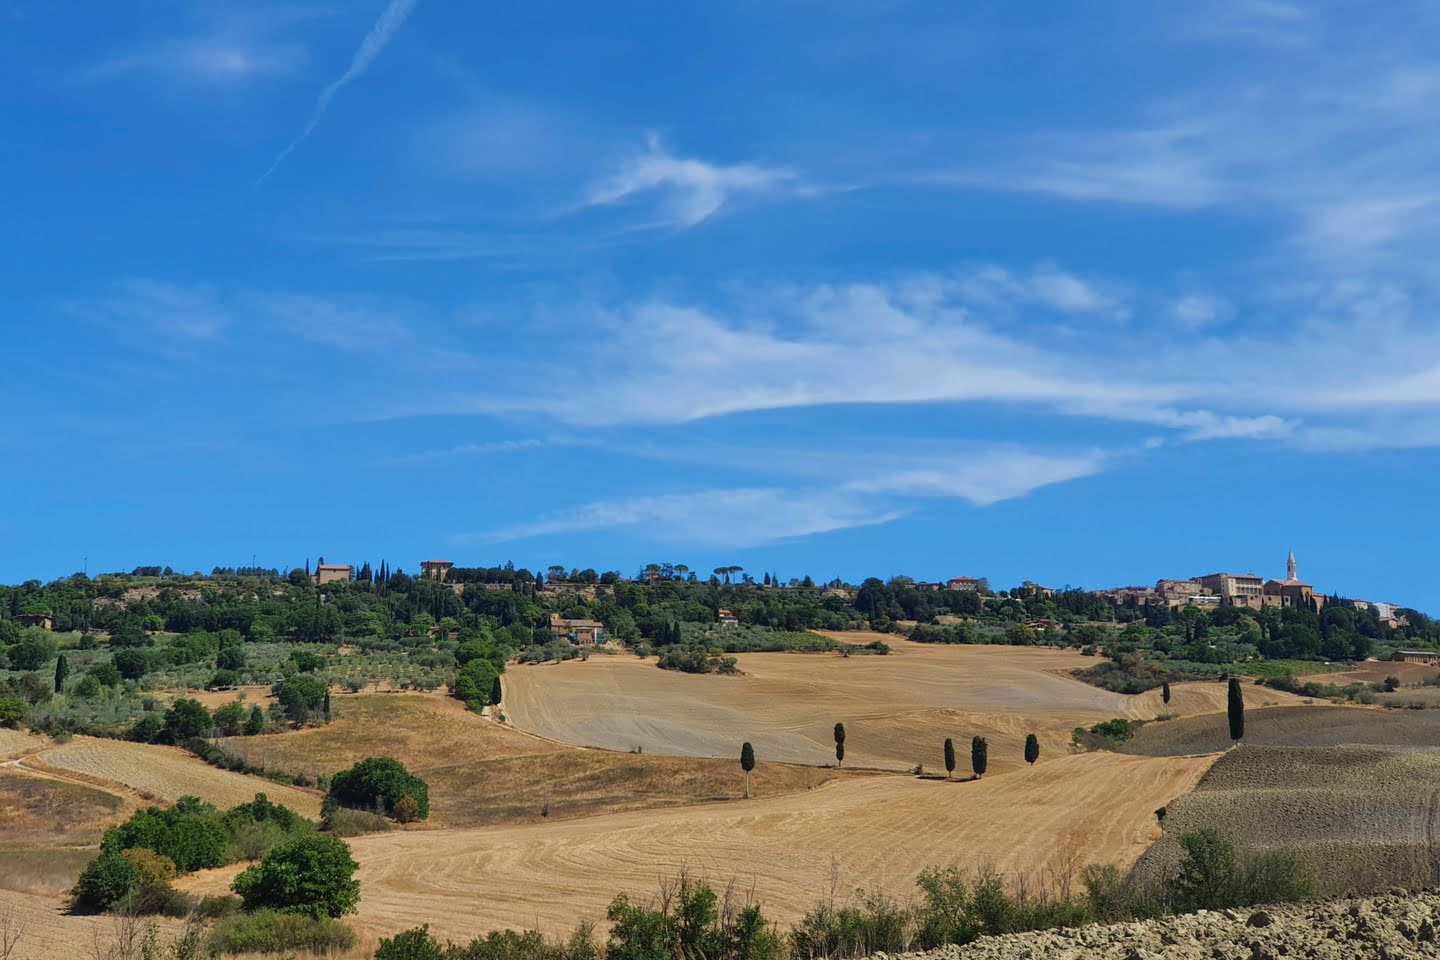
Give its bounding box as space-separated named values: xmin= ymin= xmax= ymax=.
xmin=504 ymin=640 xmax=1305 ymax=774
xmin=221 ymin=693 xmax=555 ymax=778
xmin=0 ymin=888 xmax=186 ymax=960
xmin=179 ymin=751 xmax=1214 ymax=945
xmin=424 ymin=752 xmax=861 ymax=828
xmin=31 ymin=736 xmax=321 ymax=817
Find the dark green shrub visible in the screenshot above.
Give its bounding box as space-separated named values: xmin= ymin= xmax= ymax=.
xmin=607 ymin=874 xmax=781 ymax=960
xmin=72 ymin=851 xmax=141 ymax=911
xmin=328 ymin=756 xmax=430 ymax=820
xmin=231 ymin=834 xmax=360 ymax=918
xmin=375 ymin=925 xmax=446 ymax=960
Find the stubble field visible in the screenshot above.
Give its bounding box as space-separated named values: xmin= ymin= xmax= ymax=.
xmin=178 ymin=750 xmax=1216 ymax=946
xmin=503 ymin=638 xmax=1308 ymax=774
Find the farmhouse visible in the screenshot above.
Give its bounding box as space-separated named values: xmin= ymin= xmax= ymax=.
xmin=947 ymin=576 xmax=983 ymax=591
xmin=549 ymin=613 xmax=605 ymax=646
xmin=313 ymin=563 xmax=353 ymax=585
xmin=1393 ymin=650 xmax=1440 ymax=666
xmin=717 ymin=608 xmax=739 ymax=627
xmin=421 ymin=559 xmax=455 ymax=581
xmin=16 ymin=613 xmax=53 ymax=630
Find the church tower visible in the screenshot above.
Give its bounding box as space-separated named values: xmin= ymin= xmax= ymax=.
xmin=1287 ymin=550 xmax=1297 ymax=582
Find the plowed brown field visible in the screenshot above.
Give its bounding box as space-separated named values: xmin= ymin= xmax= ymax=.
xmin=178 ymin=750 xmax=1216 ymax=945
xmin=504 ymin=640 xmax=1306 ymax=773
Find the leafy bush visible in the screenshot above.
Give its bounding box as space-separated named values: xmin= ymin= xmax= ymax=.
xmin=607 ymin=874 xmax=781 ymax=960
xmin=453 ymin=658 xmax=501 ymax=708
xmin=655 ymin=647 xmax=738 ymax=675
xmin=393 ymin=794 xmax=422 ymax=823
xmin=207 ymin=908 xmax=356 ymax=955
xmin=0 ymin=697 xmax=26 ymax=728
xmin=121 ymin=848 xmax=177 ymax=886
xmin=231 ymin=834 xmax=360 ymax=918
xmin=375 ymin=924 xmax=601 ymax=960
xmin=73 ymin=851 xmax=141 ymax=911
xmin=321 ymin=803 xmax=391 ymax=837
xmin=328 ymin=756 xmax=430 ymax=820
xmin=102 ymin=797 xmax=228 ymax=873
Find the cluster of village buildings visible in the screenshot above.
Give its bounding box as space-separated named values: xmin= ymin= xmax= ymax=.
xmin=307 ymin=552 xmax=1413 ymax=648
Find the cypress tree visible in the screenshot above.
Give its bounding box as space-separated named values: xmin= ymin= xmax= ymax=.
xmin=943 ymin=737 xmax=955 ymax=779
xmin=245 ymin=704 xmax=265 ymax=735
xmin=323 ymin=689 xmax=332 ymax=721
xmin=740 ymin=742 xmax=755 ymax=799
xmin=1162 ymin=681 xmax=1171 ymax=705
xmin=1024 ymin=733 xmax=1039 ymax=765
xmin=490 ymin=674 xmax=503 ymax=706
xmin=971 ymin=736 xmax=988 ymax=778
xmin=1227 ymin=677 xmax=1245 ymax=742
xmin=833 ymin=722 xmax=846 ymax=767
xmin=54 ymin=654 xmax=69 ymax=692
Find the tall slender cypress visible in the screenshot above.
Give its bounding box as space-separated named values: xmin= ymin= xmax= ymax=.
xmin=1227 ymin=677 xmax=1245 ymax=742
xmin=944 ymin=737 xmax=956 ymax=779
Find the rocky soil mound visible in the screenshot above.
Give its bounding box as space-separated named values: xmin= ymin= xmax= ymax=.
xmin=867 ymin=890 xmax=1440 ymax=959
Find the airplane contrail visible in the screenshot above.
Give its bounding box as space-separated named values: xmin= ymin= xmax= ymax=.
xmin=255 ymin=0 xmax=420 ymax=189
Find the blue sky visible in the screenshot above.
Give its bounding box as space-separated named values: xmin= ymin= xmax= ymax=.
xmin=4 ymin=1 xmax=1440 ymax=607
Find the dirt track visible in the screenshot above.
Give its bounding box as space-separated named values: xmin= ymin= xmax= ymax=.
xmin=504 ymin=641 xmax=1305 ymax=774
xmin=178 ymin=751 xmax=1215 ymax=945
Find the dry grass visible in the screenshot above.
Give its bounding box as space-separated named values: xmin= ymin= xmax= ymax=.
xmin=1296 ymin=658 xmax=1439 ymax=686
xmin=0 ymin=729 xmax=43 ymax=760
xmin=32 ymin=736 xmax=321 ymax=817
xmin=504 ymin=640 xmax=1297 ymax=774
xmin=220 ymin=693 xmax=554 ymax=778
xmin=0 ymin=769 xmax=127 ymax=844
xmin=170 ymin=683 xmax=276 ymax=711
xmin=178 ymin=751 xmax=1214 ymax=946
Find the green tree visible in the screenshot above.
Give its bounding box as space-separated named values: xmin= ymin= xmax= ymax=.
xmin=1167 ymin=829 xmax=1240 ymax=911
xmin=489 ymin=673 xmax=503 ymax=707
xmin=327 ymin=756 xmax=430 ymax=819
xmin=54 ymin=653 xmax=69 ymax=692
xmin=1161 ymin=681 xmax=1171 ymax=705
xmin=943 ymin=738 xmax=955 ymax=779
xmin=1227 ymin=677 xmax=1244 ymax=742
xmin=72 ymin=851 xmax=141 ymax=911
xmin=1024 ymin=733 xmax=1039 ymax=765
xmin=231 ymin=834 xmax=360 ymax=919
xmin=740 ymin=741 xmax=755 ymax=799
xmin=277 ymin=675 xmax=327 ymax=723
xmin=113 ymin=648 xmax=151 ymax=680
xmin=833 ymin=722 xmax=845 ymax=767
xmin=453 ymin=659 xmax=500 ymax=709
xmin=971 ymin=736 xmax=988 ymax=778
xmin=213 ymin=701 xmax=247 ymax=737
xmin=0 ymin=698 xmax=26 ymax=728
xmin=161 ymin=698 xmax=211 ymax=743
xmin=244 ymin=704 xmax=266 ymax=735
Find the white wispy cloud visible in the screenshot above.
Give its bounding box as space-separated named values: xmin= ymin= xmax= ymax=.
xmin=82 ymin=7 xmax=319 ymax=85
xmin=256 ymin=0 xmax=420 ymax=187
xmin=477 ymin=487 xmax=903 ymax=548
xmin=380 ymin=438 xmax=552 ymax=465
xmin=68 ymin=279 xmax=229 ymax=341
xmin=583 ymin=135 xmax=798 ymax=228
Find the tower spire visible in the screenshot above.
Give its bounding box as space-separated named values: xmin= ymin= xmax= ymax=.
xmin=1287 ymin=549 xmax=1297 ymax=582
